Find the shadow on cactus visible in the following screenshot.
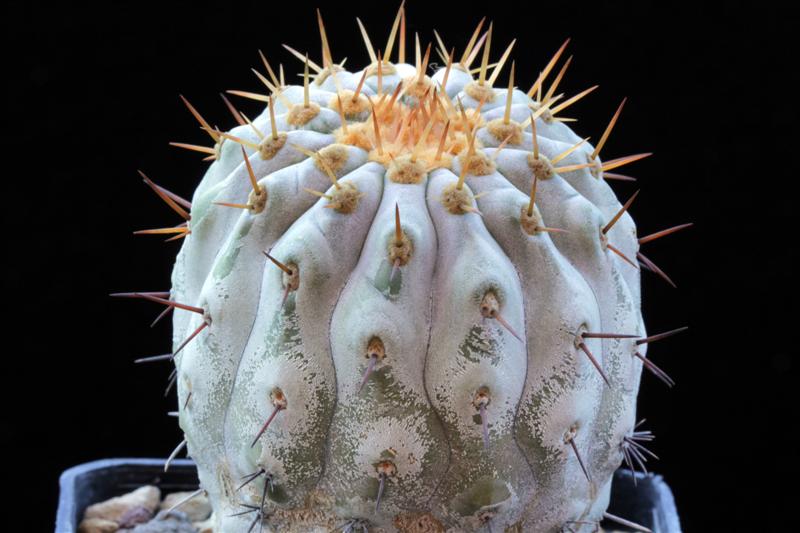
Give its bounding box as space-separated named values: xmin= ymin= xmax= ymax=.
xmin=115 ymin=3 xmax=691 ymax=532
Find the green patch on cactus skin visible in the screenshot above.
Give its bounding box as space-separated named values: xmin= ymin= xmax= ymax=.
xmin=515 ymin=365 xmax=576 ymax=486
xmin=213 ymin=218 xmax=254 ymax=280
xmin=171 ymin=247 xmax=187 ymax=296
xmin=429 ymin=327 xmax=533 ymax=519
xmin=264 ymin=482 xmax=290 ymax=504
xmin=244 ymin=301 xmax=335 ymax=504
xmin=282 ymin=293 xmax=297 ymax=315
xmin=328 ymin=458 xmax=382 ymax=504
xmin=190 ymin=185 xmax=221 ymax=228
xmin=358 ymin=364 xmax=403 ymax=403
xmin=372 ymin=259 xmax=401 ymax=297
xmin=244 ymin=439 xmax=261 ymax=467
xmin=273 ymin=382 xmax=334 ymax=489
xmin=450 ymin=476 xmax=511 ymax=516
xmin=358 ymin=476 xmax=380 ymax=501
xmin=591 ymin=377 xmax=628 ymax=476
xmin=358 ymin=364 xmax=436 ymax=415
xmin=328 ymin=363 xmax=450 ymax=511
xmin=457 ymin=325 xmax=502 ymax=366
xmin=261 ymin=298 xmax=299 ymax=359
xmin=379 ymin=448 xmax=396 ymax=460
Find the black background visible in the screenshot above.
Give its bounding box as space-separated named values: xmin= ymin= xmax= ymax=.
xmin=5 ymin=1 xmax=796 ymax=531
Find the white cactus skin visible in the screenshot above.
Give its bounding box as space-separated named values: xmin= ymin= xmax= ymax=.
xmin=135 ymin=9 xmax=679 ymax=533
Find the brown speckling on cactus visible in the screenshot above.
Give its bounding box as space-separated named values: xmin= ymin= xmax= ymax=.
xmin=119 ymin=3 xmax=692 ymax=531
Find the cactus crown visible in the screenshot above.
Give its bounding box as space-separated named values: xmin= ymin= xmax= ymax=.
xmin=119 ymin=3 xmax=690 ymax=532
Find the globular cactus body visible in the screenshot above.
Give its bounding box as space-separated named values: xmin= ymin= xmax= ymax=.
xmin=124 ymin=6 xmax=689 ymax=532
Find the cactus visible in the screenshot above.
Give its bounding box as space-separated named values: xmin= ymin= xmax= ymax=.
xmin=118 ymin=5 xmax=690 ymax=532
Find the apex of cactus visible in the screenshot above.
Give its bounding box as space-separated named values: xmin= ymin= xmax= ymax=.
xmin=120 ymin=3 xmax=690 ymax=531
